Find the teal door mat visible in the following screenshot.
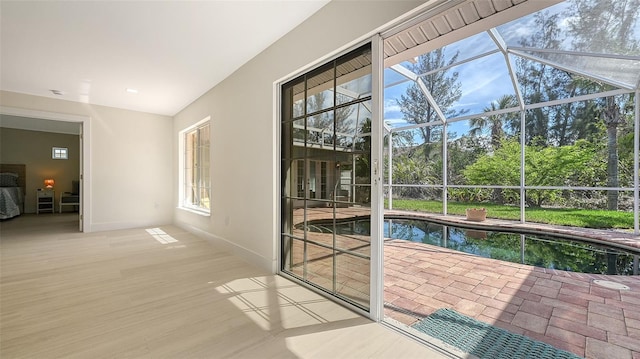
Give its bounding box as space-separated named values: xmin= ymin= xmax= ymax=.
xmin=411 ymin=308 xmax=582 ymax=359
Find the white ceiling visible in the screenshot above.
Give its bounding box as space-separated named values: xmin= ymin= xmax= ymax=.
xmin=0 ymin=1 xmax=330 ymax=117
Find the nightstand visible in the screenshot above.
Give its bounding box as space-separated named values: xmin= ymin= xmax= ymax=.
xmin=37 ymin=189 xmax=55 ymax=214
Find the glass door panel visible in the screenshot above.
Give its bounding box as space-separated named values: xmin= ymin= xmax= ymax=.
xmin=281 ymin=44 xmax=373 ymax=310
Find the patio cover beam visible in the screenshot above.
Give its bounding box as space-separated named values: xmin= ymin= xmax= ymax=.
xmin=383 ymin=0 xmax=564 ymax=67
xmin=510 ymin=49 xmax=635 ymax=91
xmin=509 ymin=46 xmax=640 ymax=62
xmin=633 ymin=90 xmax=640 ymax=236
xmin=488 ymin=28 xmax=525 ymax=110
xmin=390 ymin=64 xmax=448 ymax=124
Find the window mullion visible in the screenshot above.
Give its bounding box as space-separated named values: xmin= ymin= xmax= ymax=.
xmin=181 ymin=119 xmax=210 ymax=212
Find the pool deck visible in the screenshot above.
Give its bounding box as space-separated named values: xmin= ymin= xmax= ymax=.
xmin=386 ymin=209 xmax=640 ymax=252
xmin=299 ymin=207 xmax=640 ymax=358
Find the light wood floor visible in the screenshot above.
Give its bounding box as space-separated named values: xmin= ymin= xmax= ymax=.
xmin=0 ymin=214 xmax=452 ymax=358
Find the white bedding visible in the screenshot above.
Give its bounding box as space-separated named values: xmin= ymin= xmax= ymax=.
xmin=0 ymin=187 xmax=23 ymax=219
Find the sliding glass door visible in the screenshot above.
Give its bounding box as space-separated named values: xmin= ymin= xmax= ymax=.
xmin=280 ymin=44 xmax=374 ymax=310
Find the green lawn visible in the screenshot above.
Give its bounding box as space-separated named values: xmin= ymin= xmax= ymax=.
xmin=388 ymin=199 xmax=634 ymax=230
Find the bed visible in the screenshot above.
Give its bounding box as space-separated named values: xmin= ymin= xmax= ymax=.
xmin=0 ymin=164 xmax=26 ymax=220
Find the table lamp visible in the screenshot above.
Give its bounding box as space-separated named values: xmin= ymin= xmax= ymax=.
xmin=44 ymin=179 xmax=55 ymax=189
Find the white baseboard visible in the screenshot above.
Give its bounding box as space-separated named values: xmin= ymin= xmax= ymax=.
xmin=175 ymin=222 xmax=276 ymax=273
xmin=90 ymin=220 xmax=170 ymax=233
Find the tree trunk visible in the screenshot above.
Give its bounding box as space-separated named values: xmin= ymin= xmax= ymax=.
xmin=606 ymin=124 xmax=619 ymax=210
xmin=604 ymin=97 xmax=621 ymax=211
xmin=492 ymin=188 xmax=504 ymax=205
xmin=607 ymin=252 xmax=618 ymax=275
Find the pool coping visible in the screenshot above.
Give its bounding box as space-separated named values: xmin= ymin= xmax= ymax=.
xmin=385 ymin=210 xmax=640 ymax=254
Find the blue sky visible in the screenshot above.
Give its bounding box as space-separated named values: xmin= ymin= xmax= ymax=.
xmin=382 ymin=0 xmax=640 ymax=140
xmin=382 ymin=26 xmax=518 ymax=136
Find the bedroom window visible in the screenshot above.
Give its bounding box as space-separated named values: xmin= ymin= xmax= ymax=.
xmin=52 ymin=147 xmax=68 ymax=159
xmin=181 ymin=118 xmax=210 ymax=213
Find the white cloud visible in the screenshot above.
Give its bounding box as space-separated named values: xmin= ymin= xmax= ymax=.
xmin=451 ymin=102 xmax=479 ymax=109
xmin=559 ymin=15 xmax=579 ymax=31
xmin=384 ymin=99 xmax=401 ymax=113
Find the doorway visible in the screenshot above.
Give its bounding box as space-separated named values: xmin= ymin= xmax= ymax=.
xmin=280 ymin=44 xmax=376 ymax=311
xmin=0 ymin=107 xmax=90 ymax=232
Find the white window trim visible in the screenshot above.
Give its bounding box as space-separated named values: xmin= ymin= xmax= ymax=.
xmin=52 ymin=147 xmax=68 ymax=159
xmin=178 ymin=116 xmax=211 ymax=215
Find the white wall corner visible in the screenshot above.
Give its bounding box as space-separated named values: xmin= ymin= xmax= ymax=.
xmin=176 ymin=223 xmax=277 ymax=273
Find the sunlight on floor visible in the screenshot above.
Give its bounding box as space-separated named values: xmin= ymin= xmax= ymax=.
xmin=214 ymin=276 xmax=360 ymax=331
xmin=145 ymin=227 xmax=179 ymax=244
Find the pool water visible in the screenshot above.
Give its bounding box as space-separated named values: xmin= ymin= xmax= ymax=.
xmin=307 ymin=218 xmax=640 ymax=275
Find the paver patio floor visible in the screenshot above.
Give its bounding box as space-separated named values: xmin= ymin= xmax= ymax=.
xmin=380 ymin=210 xmax=640 ymax=358
xmin=291 ymin=207 xmax=640 ymax=358
xmin=384 ymin=239 xmax=640 ymax=359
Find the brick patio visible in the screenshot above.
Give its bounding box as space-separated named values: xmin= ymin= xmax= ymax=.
xmin=289 ymin=207 xmax=640 ymax=358
xmin=384 ymin=239 xmax=640 ymax=358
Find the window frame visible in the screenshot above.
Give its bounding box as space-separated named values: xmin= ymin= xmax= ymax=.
xmin=279 ymin=43 xmax=376 ymax=314
xmin=52 ymin=147 xmax=68 ymax=159
xmin=179 ymin=117 xmax=211 ymax=215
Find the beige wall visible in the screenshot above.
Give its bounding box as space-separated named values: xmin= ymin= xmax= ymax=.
xmin=173 ymin=1 xmax=426 ymax=270
xmin=0 ymin=91 xmax=174 ymax=231
xmin=0 ymin=127 xmax=80 ymax=213
xmin=0 ymin=0 xmax=426 ymax=259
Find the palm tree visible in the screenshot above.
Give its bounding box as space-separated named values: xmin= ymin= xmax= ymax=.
xmin=469 ymin=94 xmax=518 ymax=204
xmin=564 ymin=0 xmax=640 ymax=211
xmin=601 ymin=96 xmax=625 ymax=210
xmin=470 ymin=94 xmax=518 ymax=150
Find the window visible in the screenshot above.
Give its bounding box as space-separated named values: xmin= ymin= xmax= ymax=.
xmin=52 ymin=147 xmax=68 ymax=159
xmin=180 ymin=119 xmax=210 ymax=213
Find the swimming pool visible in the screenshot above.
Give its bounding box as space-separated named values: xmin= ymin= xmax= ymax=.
xmin=303 ymin=217 xmax=640 ymax=276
